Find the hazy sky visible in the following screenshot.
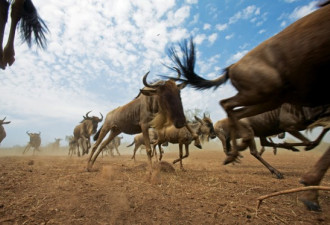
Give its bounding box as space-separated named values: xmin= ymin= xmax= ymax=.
xmin=1 ymin=0 xmax=324 ymax=147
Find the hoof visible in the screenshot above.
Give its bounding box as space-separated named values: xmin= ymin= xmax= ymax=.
xmin=299 ymin=198 xmax=321 ymax=212
xmin=195 ymin=144 xmax=202 ymax=149
xmin=273 ymin=172 xmax=284 ymax=179
xmin=223 ymin=154 xmax=239 ymax=165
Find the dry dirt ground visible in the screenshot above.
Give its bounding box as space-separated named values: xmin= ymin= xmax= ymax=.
xmin=0 ymin=142 xmax=329 ymax=225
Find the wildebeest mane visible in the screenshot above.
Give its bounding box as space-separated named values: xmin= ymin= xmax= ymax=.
xmin=167 ymin=38 xmax=229 ymax=90
xmin=20 ymin=0 xmax=48 ymax=48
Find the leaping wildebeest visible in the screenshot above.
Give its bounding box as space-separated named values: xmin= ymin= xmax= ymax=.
xmin=23 ymin=131 xmax=41 ymax=155
xmin=169 ymin=2 xmax=330 ymax=211
xmin=71 ymin=111 xmax=103 ymax=157
xmin=87 ymin=71 xmax=193 ymax=171
xmin=0 ymin=0 xmax=48 ymax=69
xmin=0 ymin=116 xmax=10 ymax=144
xmin=215 ymin=103 xmax=330 ymax=178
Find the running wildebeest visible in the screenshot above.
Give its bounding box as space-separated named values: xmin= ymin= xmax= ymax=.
xmin=71 ymin=111 xmax=103 ymax=157
xmin=65 ymin=135 xmax=77 ymax=156
xmin=169 ymin=2 xmax=330 ymax=211
xmin=87 ymin=71 xmax=196 ymax=171
xmin=215 ymin=104 xmax=330 ymax=178
xmin=153 ymin=114 xmax=216 ymax=170
xmin=0 ymin=117 xmax=10 ymax=144
xmin=49 ymin=138 xmax=61 ymax=151
xmin=0 ymin=0 xmax=48 ymax=69
xmin=23 ymin=131 xmax=41 ymax=155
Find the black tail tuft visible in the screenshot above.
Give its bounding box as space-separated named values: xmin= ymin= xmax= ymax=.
xmin=20 ymin=0 xmax=49 ymax=49
xmin=167 ymin=38 xmax=229 ymax=90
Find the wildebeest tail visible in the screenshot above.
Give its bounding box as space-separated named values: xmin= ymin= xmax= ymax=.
xmin=168 ymin=38 xmax=229 ymax=90
xmin=93 ymin=125 xmax=103 ymax=141
xmin=21 ymin=0 xmax=49 ymax=49
xmin=126 ymin=140 xmax=135 ymax=148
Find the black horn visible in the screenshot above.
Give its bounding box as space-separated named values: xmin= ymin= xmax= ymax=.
xmin=143 ymin=71 xmax=159 ymax=88
xmin=84 ymin=111 xmax=92 ymax=119
xmin=99 ymin=112 xmax=103 ymax=122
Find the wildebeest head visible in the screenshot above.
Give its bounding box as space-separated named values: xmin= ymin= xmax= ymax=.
xmin=140 ymin=70 xmax=186 ymax=129
xmin=82 ymin=111 xmax=103 ymax=134
xmin=195 ymin=114 xmax=217 ymax=141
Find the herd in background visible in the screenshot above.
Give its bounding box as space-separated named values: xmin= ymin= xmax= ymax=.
xmin=0 ymin=0 xmax=329 ymax=213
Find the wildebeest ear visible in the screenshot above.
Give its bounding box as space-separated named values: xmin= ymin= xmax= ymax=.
xmin=140 ymin=89 xmax=157 ymax=96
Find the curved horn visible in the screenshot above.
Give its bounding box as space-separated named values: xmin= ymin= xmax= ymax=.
xmin=143 ymin=71 xmax=159 ymax=88
xmin=99 ymin=112 xmax=103 ymax=122
xmin=85 ymin=111 xmax=92 ymax=119
xmin=1 ymin=117 xmax=6 ymax=122
xmin=26 ymin=131 xmax=30 ymax=135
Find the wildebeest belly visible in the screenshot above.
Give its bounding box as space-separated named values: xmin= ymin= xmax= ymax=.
xmin=120 ymin=125 xmax=142 ymax=135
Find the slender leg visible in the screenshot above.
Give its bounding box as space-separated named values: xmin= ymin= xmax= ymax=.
xmin=90 ymin=129 xmax=120 ymax=168
xmin=299 ymin=147 xmax=330 ymax=211
xmin=87 ymin=125 xmax=111 ymax=170
xmin=247 ymin=138 xmax=284 ymax=179
xmin=3 ymin=0 xmax=24 ymax=67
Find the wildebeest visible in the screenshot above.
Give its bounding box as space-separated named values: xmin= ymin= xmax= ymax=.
xmin=103 ymin=136 xmax=123 ymax=157
xmin=71 ymin=111 xmax=103 ymax=157
xmin=153 ymin=115 xmax=216 ymax=170
xmin=49 ymin=138 xmax=62 ymax=151
xmin=87 ymin=71 xmax=190 ymax=171
xmin=23 ymin=131 xmax=41 ymax=155
xmin=0 ymin=117 xmax=10 ymax=144
xmin=0 ymin=0 xmax=48 ymax=69
xmin=215 ymin=103 xmax=330 ymax=178
xmin=129 ymin=129 xmax=160 ymax=160
xmin=169 ymin=2 xmax=329 ymax=210
xmin=65 ymin=135 xmax=77 ymax=156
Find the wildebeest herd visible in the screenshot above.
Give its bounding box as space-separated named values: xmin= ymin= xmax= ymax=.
xmin=0 ymin=0 xmax=329 ymax=214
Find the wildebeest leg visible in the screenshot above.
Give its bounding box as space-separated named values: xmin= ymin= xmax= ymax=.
xmin=87 ymin=125 xmax=111 ymax=169
xmin=220 ymin=96 xmax=281 ymax=164
xmin=173 ymin=143 xmax=186 ymax=170
xmin=215 ymin=129 xmax=230 ymax=155
xmin=158 ymin=144 xmax=163 ymax=161
xmin=305 ymin=128 xmax=330 ymax=150
xmin=266 ymin=128 xmax=330 ymax=151
xmin=259 ymin=137 xmax=300 ymax=154
xmin=299 ymin=147 xmax=330 ymax=211
xmin=0 ymin=0 xmax=9 ymax=69
xmin=246 ymin=138 xmax=284 ymax=179
xmin=23 ymin=144 xmax=31 ymax=154
xmin=115 ymin=145 xmax=120 ymax=156
xmin=141 ymin=124 xmax=153 ymax=168
xmin=91 ymin=130 xmax=120 ymax=164
xmin=131 ymin=144 xmax=140 ymax=160
xmin=3 ymin=0 xmax=24 ymax=67
xmin=89 ymin=128 xmax=121 ymax=169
